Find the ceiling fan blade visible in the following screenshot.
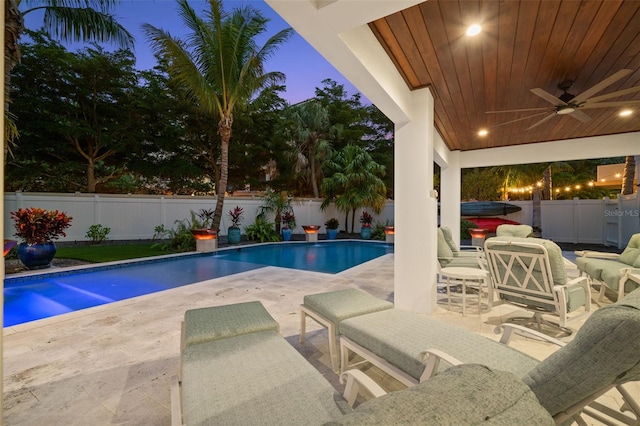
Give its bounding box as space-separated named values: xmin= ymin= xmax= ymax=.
xmin=581 ymin=100 xmax=640 ymax=109
xmin=526 ymin=112 xmax=557 ymax=130
xmin=568 ymin=110 xmax=591 ymax=123
xmin=489 ymin=112 xmax=549 ymax=129
xmin=572 ymin=69 xmax=633 ymax=103
xmin=585 ymin=86 xmax=640 ymax=104
xmin=530 ymin=88 xmax=566 ymax=105
xmin=486 ymin=107 xmax=550 ymax=114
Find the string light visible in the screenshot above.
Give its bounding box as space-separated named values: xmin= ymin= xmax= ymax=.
xmin=507 ymin=169 xmax=628 ymax=196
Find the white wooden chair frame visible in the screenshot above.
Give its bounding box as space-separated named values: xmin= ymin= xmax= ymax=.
xmin=485 ymin=240 xmax=591 ymax=332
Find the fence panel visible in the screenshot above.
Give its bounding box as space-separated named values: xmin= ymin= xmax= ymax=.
xmin=3 ymin=193 xmax=395 ymax=242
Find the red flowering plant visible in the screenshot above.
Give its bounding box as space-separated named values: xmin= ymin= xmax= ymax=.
xmin=228 ymin=206 xmax=244 ymax=229
xmin=360 ymin=211 xmax=373 ymax=228
xmin=11 ymin=207 xmax=73 ymax=245
xmin=281 ymin=210 xmax=296 ymax=230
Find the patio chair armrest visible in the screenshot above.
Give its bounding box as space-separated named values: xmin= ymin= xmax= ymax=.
xmin=459 ymin=245 xmax=484 ymax=253
xmin=563 ymin=275 xmax=590 ymax=288
xmin=499 ymin=323 xmax=566 ymax=347
xmin=418 ymin=349 xmax=464 ymax=381
xmin=340 ymin=369 xmax=387 ymax=406
xmin=576 ymin=250 xmax=620 ymax=260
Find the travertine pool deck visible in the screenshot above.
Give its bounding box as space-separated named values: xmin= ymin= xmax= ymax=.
xmin=3 ymin=253 xmax=634 ymax=425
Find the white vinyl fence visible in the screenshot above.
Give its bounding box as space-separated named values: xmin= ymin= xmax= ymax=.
xmin=3 ymin=192 xmax=638 ymax=247
xmin=3 ymin=192 xmax=394 ymax=242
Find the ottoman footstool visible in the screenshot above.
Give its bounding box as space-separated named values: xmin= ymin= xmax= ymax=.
xmin=300 ymin=288 xmax=393 ymax=372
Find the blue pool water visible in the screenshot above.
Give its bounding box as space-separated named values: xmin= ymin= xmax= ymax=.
xmin=4 ymin=241 xmax=393 ymax=327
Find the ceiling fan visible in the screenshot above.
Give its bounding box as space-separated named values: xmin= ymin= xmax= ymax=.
xmin=487 ymin=69 xmax=640 ymax=130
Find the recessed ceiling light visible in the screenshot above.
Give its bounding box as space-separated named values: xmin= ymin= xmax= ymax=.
xmin=478 ymin=129 xmax=488 ymax=136
xmin=619 ymin=109 xmax=633 ymax=117
xmin=466 ymin=24 xmax=481 ymax=36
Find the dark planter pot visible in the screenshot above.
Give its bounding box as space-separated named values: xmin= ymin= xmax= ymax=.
xmin=360 ymin=226 xmax=372 ymax=240
xmin=281 ymin=228 xmax=292 ymax=241
xmin=17 ymin=241 xmax=56 ymax=269
xmin=326 ymin=228 xmax=339 ymax=240
xmin=228 ymin=227 xmax=242 ymax=244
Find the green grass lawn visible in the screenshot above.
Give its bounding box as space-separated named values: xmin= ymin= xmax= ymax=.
xmin=56 ymin=243 xmax=180 ymax=263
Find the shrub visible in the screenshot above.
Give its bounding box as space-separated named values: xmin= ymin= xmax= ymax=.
xmin=371 ymin=220 xmax=392 ymax=240
xmin=245 ymin=217 xmax=280 ymax=242
xmin=86 ymin=224 xmax=111 ymax=244
xmin=324 ymin=218 xmax=339 ymax=230
xmin=11 ymin=207 xmax=72 ymax=244
xmin=460 ymin=219 xmax=477 ymax=240
xmin=360 ymin=211 xmax=373 ymax=227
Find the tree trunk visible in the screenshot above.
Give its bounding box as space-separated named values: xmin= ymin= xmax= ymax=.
xmin=621 ymin=155 xmax=636 ymax=195
xmin=532 ymin=187 xmax=542 ymax=236
xmin=344 ymin=211 xmax=349 ymax=234
xmin=542 ymin=166 xmax=552 ymax=200
xmin=86 ymin=158 xmax=97 ymax=192
xmin=350 ymin=208 xmax=356 ymax=234
xmin=212 ymin=113 xmax=232 ymax=231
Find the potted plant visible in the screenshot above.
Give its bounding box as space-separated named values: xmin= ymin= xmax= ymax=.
xmin=191 ymin=208 xmax=217 ymax=240
xmin=11 ymin=207 xmax=73 ymax=269
xmin=359 ymin=211 xmax=373 ymax=239
xmin=324 ymin=218 xmax=339 ymax=240
xmin=227 ymin=206 xmax=244 ymax=244
xmin=281 ymin=210 xmax=296 ymax=241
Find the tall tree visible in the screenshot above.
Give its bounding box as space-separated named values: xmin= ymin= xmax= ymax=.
xmin=285 ymin=100 xmax=337 ymax=198
xmin=4 ymin=0 xmax=133 ymax=152
xmin=144 ymin=0 xmax=292 ymax=230
xmin=321 ymin=144 xmax=386 ymax=233
xmin=8 ymin=32 xmax=140 ymax=192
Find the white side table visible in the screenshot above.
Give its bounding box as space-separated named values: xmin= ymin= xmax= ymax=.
xmin=439 ymin=266 xmax=492 ymax=316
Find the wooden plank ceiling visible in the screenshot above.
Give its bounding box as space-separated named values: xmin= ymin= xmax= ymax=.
xmin=369 ymin=0 xmax=640 ymax=152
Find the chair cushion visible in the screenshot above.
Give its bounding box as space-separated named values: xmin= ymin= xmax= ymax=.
xmin=496 ymin=224 xmax=534 ymax=238
xmin=601 ymin=265 xmax=640 ymax=294
xmin=182 ymin=331 xmax=349 ymax=425
xmin=183 ymin=301 xmax=279 ymax=348
xmin=339 ymin=309 xmax=539 ymax=381
xmin=302 ymin=289 xmax=393 ymax=325
xmin=437 ymin=228 xmax=454 ymax=266
xmin=619 ymin=247 xmax=640 ymax=266
xmin=524 ymin=288 xmax=640 ymax=417
xmin=577 ymin=258 xmax=615 ymax=281
xmin=440 ymin=226 xmax=460 ymax=254
xmin=324 ymin=364 xmax=554 ymax=426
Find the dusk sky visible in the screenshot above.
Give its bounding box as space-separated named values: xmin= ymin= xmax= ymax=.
xmin=24 ymin=0 xmax=362 ymax=104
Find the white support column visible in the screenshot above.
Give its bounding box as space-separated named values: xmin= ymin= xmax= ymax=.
xmin=394 ymin=88 xmax=438 ymax=313
xmin=440 ymin=151 xmax=461 ymax=242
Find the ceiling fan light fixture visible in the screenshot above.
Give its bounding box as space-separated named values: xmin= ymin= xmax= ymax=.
xmin=556 ymin=107 xmax=575 ymax=115
xmin=466 ymin=24 xmax=481 ymax=36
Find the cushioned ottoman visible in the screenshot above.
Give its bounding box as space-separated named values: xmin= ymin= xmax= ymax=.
xmin=300 ymin=289 xmax=393 ymax=372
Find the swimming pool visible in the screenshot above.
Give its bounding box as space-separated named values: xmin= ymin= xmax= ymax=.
xmin=4 ymin=240 xmax=393 ymax=327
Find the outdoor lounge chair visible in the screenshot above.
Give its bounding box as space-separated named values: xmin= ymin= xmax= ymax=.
xmin=174 ymin=301 xmax=555 ymax=425
xmin=575 ymin=233 xmax=640 ymax=301
xmin=334 ymin=288 xmax=640 ymax=425
xmin=437 ymin=226 xmax=486 ymax=269
xmin=484 ymin=236 xmax=591 ymax=335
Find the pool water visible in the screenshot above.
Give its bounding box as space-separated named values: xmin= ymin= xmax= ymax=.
xmin=4 ymin=241 xmax=393 ymax=327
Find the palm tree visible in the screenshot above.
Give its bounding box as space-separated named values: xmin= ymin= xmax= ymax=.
xmin=4 ymin=0 xmax=133 ymax=152
xmin=144 ymin=0 xmax=292 ymax=230
xmin=621 ymin=155 xmax=636 ymax=195
xmin=321 ymin=144 xmax=386 ymax=233
xmin=285 ymin=100 xmax=337 ymax=198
